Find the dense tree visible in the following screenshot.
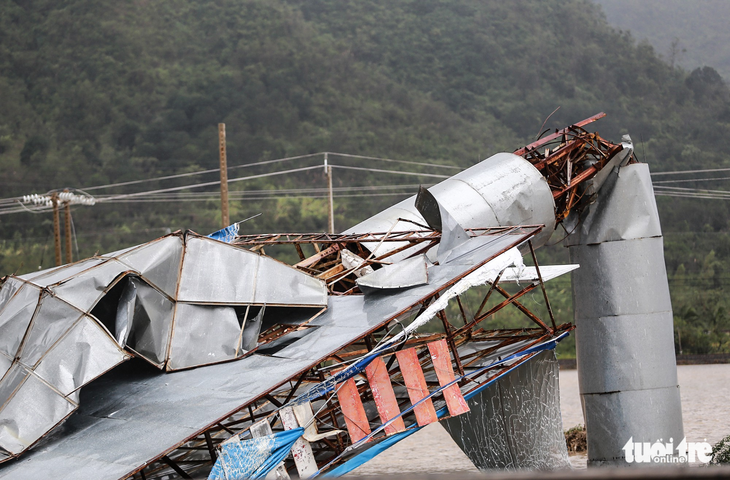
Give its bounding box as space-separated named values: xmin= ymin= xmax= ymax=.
xmin=1 ymin=0 xmax=729 ymax=354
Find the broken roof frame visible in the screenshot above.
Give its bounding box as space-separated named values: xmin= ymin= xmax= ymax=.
xmin=124 ymin=225 xmax=575 ymax=479
xmin=0 ymin=113 xmax=630 ymax=479
xmin=126 ymin=115 xmax=630 ymax=478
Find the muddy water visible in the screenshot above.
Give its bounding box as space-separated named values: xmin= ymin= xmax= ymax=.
xmin=350 ymin=363 xmax=730 ymax=475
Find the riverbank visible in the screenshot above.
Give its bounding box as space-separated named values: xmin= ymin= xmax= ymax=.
xmin=558 ymin=353 xmax=730 ymax=370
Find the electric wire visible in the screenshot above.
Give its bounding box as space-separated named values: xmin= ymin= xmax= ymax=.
xmin=653 ymin=185 xmax=730 ymax=195
xmin=651 ymin=167 xmax=730 ymax=176
xmin=0 ymin=151 xmax=458 ymax=201
xmin=652 ymin=176 xmax=730 ymax=185
xmin=325 ymin=152 xmax=461 ymax=170
xmin=80 ymin=153 xmax=324 ymax=192
xmin=329 ymin=164 xmax=449 ymax=179
xmin=96 ymin=192 xmax=419 ymax=204
xmin=0 ymin=163 xmax=445 ymax=215
xmin=7 ymin=159 xmax=730 ymax=218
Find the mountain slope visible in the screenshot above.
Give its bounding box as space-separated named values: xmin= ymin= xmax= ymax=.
xmin=1 ymin=0 xmax=730 ymax=354
xmin=593 ymin=0 xmax=730 ymax=80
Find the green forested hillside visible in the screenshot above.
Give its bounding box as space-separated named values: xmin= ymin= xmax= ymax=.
xmin=1 ymin=0 xmax=729 ymax=354
xmin=593 ymin=0 xmax=730 ymax=80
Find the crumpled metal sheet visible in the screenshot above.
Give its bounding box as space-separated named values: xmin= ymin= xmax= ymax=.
xmin=412 ymin=186 xmax=470 ymax=263
xmin=581 ymin=143 xmax=634 ymax=201
xmin=124 ymin=277 xmax=175 ymax=366
xmin=356 ymin=255 xmax=428 ymax=292
xmin=0 ymin=282 xmax=43 ymax=369
xmin=34 ymin=316 xmax=128 ymax=397
xmin=345 ymin=152 xmax=556 ymax=256
xmin=0 ymin=373 xmax=77 ymax=456
xmin=0 ymin=229 xmax=532 ymax=479
xmin=498 ymin=265 xmax=579 ymax=284
xmin=167 ymin=303 xmax=241 ymax=370
xmin=565 ymin=162 xmax=662 ymax=246
xmin=0 ymin=230 xmax=328 ymax=462
xmin=117 ymin=235 xmax=183 ymax=299
xmin=442 ymin=350 xmax=570 ymax=471
xmin=436 ymin=203 xmax=471 ymax=263
xmin=178 ymin=236 xmax=327 ymax=306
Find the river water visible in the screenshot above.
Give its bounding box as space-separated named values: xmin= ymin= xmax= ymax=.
xmin=350 ymin=363 xmax=730 ymax=475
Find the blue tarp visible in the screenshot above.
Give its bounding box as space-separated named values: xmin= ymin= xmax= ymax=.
xmin=323 ymin=428 xmax=421 ymax=477
xmin=208 ymin=427 xmax=304 ymax=480
xmin=290 ymin=351 xmax=381 ymax=405
xmin=208 ymin=223 xmax=240 ymax=243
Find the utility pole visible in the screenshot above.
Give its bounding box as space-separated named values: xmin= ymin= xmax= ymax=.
xmin=51 ymin=193 xmax=62 ymax=266
xmin=64 ymin=193 xmax=73 ymax=264
xmin=325 ymin=153 xmax=334 ymax=234
xmin=218 ymin=123 xmax=230 ymax=228
xmin=21 ymin=191 xmax=96 ymax=268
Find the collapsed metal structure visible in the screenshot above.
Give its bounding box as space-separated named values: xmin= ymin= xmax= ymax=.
xmin=0 ymin=113 xmax=682 ymax=478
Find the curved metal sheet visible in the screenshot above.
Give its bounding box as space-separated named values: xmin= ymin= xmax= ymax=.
xmin=345 ymin=153 xmax=556 ymax=253
xmin=583 ymin=386 xmax=684 ymax=466
xmin=575 ymin=311 xmax=678 ymax=394
xmin=565 ymin=162 xmax=662 ymax=246
xmin=570 ymin=237 xmax=672 ymax=319
xmin=567 ymin=162 xmax=683 ymax=466
xmin=356 ymin=255 xmax=428 ymax=291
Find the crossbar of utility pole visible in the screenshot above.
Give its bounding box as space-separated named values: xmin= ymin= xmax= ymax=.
xmin=218 ymin=123 xmax=230 ymax=228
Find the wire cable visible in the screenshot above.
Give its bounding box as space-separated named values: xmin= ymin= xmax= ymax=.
xmin=326 ymin=152 xmax=461 ymax=170
xmin=652 ymin=176 xmax=730 ymax=185
xmin=330 ymin=164 xmax=450 ymax=179
xmin=651 ymin=167 xmax=730 ymax=176
xmin=80 ymin=153 xmax=325 ymax=192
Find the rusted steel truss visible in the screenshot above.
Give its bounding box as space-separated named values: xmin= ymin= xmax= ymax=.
xmin=233 ymin=226 xmax=541 ymax=294
xmin=515 ymin=112 xmax=632 ymax=222
xmin=128 ymin=226 xmax=571 ymax=480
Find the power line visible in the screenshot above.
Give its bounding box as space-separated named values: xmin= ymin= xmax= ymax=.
xmin=326 ymin=152 xmax=461 ymax=170
xmin=653 ymin=176 xmax=730 ymax=185
xmin=653 ymin=185 xmax=730 ymax=195
xmin=93 ymin=183 xmax=430 ymax=198
xmin=651 ymin=167 xmax=730 ymax=176
xmin=8 ymin=151 xmax=458 ymax=197
xmin=81 ymin=153 xmax=324 ymax=192
xmin=0 ymin=162 xmax=442 ymax=215
xmin=98 ymin=164 xmax=442 ymax=201
xmin=654 ymin=192 xmax=730 ymax=201
xmin=330 ymin=164 xmax=450 ymax=179
xmin=93 ymin=192 xmax=418 ymax=204
xmin=0 ymin=151 xmax=457 ymax=209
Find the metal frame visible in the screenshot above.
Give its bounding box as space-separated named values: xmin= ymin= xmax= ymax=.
xmin=128 ymin=225 xmax=573 ymax=479
xmin=515 ymin=112 xmax=629 ymax=222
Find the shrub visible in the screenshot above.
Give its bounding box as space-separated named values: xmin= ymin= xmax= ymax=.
xmin=710 ymin=434 xmax=730 ymax=465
